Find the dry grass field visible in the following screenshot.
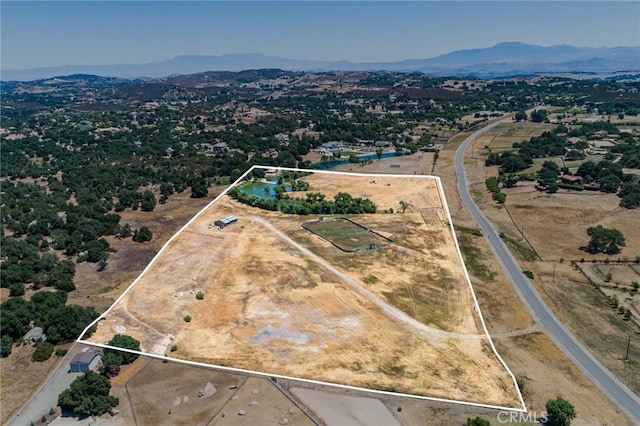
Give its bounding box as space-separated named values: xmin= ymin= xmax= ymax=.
xmin=84 ymin=171 xmax=522 ymax=409
xmin=451 ymin=118 xmax=639 ymax=424
xmin=335 ymin=128 xmax=636 ymax=423
xmin=483 ymin=122 xmax=552 ymax=152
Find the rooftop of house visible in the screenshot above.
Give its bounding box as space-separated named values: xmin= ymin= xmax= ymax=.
xmin=71 ymin=349 xmax=100 ymax=364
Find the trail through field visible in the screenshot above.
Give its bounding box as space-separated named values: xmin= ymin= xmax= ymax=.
xmin=250 ymin=215 xmax=484 ymax=342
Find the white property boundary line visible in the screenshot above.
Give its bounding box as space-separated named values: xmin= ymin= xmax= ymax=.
xmin=77 ymin=165 xmax=527 ymax=413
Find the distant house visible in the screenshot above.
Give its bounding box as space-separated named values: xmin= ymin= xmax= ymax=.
xmin=212 ymin=142 xmax=229 ymax=152
xmin=69 ymin=349 xmax=101 ymax=373
xmin=561 ymin=174 xmax=584 ymax=184
xmin=274 ymin=133 xmax=289 ymax=141
xmin=375 ymin=141 xmax=392 ymax=148
xmin=317 ymin=148 xmax=334 ymax=158
xmin=321 ymin=141 xmax=343 ymax=152
xmin=567 ymin=137 xmax=582 ymax=145
xmin=594 ymin=130 xmax=608 ymax=139
xmin=214 ymin=215 xmax=238 ymax=229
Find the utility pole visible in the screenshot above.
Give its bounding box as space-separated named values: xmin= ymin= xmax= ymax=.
xmin=520 ymin=226 xmax=525 ymax=241
xmin=552 ymin=263 xmax=556 ymax=283
xmin=624 ymin=335 xmax=631 ymax=361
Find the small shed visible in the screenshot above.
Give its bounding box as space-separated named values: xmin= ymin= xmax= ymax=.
xmin=214 ymin=215 xmax=238 ymax=229
xmin=69 ymin=349 xmax=101 ymax=373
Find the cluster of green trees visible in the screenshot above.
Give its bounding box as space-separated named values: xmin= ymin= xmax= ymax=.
xmin=530 ymin=109 xmax=549 ymax=123
xmin=485 ymin=176 xmax=506 ymax=204
xmin=501 ymin=121 xmax=639 ymax=207
xmin=229 ymin=187 xmax=377 ymax=215
xmin=537 ymin=161 xmax=561 ymax=192
xmin=485 ymin=151 xmax=533 ymax=173
xmin=568 ymin=120 xmax=619 ymax=138
xmin=58 ymin=371 xmax=119 ymax=418
xmin=465 ymin=397 xmax=576 ymax=425
xmin=586 ymin=225 xmax=626 ymax=255
xmin=0 ymin=291 xmax=98 ymax=357
xmin=513 ymin=131 xmax=569 ymax=158
xmin=100 ymin=334 xmax=141 ymax=377
xmin=576 ymin=160 xmax=640 ymax=207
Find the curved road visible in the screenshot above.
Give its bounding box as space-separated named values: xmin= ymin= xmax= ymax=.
xmin=454 ymin=120 xmax=640 ymax=422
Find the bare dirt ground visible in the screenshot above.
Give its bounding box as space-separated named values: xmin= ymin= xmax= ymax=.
xmin=85 ymin=171 xmax=521 ymax=409
xmin=54 ymin=357 xmax=317 ymax=426
xmin=291 ymin=387 xmax=401 ymax=426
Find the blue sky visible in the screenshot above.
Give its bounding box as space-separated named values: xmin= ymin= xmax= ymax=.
xmin=2 ymin=1 xmax=639 ymax=69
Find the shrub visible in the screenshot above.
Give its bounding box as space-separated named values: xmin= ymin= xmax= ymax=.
xmin=466 ymin=417 xmax=491 ymax=426
xmin=1 ymin=335 xmax=13 ymax=357
xmin=133 ymin=226 xmax=153 ymax=243
xmin=105 ymin=334 xmax=140 ymax=365
xmin=55 ymin=348 xmax=68 ymax=357
xmin=32 ymin=342 xmax=55 ymax=362
xmin=183 ymin=315 xmax=192 ymax=323
xmin=170 ymin=344 xmax=178 ymax=352
xmin=523 ymin=270 xmax=534 ymax=279
xmin=195 ymin=291 xmax=205 ymax=300
xmin=8 ymin=283 xmax=25 ymax=297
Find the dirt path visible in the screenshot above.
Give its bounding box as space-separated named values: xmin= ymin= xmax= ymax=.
xmin=248 ymin=215 xmax=485 ymax=342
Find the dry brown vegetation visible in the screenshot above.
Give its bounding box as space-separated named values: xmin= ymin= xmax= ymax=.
xmin=449 ymin=120 xmax=639 ymax=424
xmin=86 ymin=172 xmax=521 ymax=408
xmin=325 ymin=134 xmax=635 ymax=423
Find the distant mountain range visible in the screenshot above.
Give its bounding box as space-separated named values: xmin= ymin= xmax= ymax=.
xmin=3 ymin=42 xmax=639 ymax=81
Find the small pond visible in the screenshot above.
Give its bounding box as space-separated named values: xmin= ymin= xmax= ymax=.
xmin=314 ymin=151 xmax=405 ymax=170
xmin=237 ymin=180 xmax=292 ymax=200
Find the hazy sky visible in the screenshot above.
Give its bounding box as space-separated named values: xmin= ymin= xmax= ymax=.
xmin=2 ymin=1 xmax=639 ymax=69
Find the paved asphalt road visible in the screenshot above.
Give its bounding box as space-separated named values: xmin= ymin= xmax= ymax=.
xmin=454 ymin=120 xmax=640 ymax=422
xmin=6 ymin=343 xmax=86 ymax=426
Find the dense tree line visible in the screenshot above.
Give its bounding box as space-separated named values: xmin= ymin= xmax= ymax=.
xmin=0 ymin=291 xmax=98 ymax=357
xmin=485 ymin=151 xmax=533 ymax=173
xmin=512 ymin=131 xmax=568 ymax=158
xmin=228 ymin=186 xmax=377 ymax=215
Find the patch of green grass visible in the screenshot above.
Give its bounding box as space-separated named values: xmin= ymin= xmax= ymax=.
xmin=304 ymin=218 xmax=391 ymax=251
xmin=503 ymin=236 xmax=538 ymax=262
xmin=456 ymin=232 xmax=497 ymax=282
